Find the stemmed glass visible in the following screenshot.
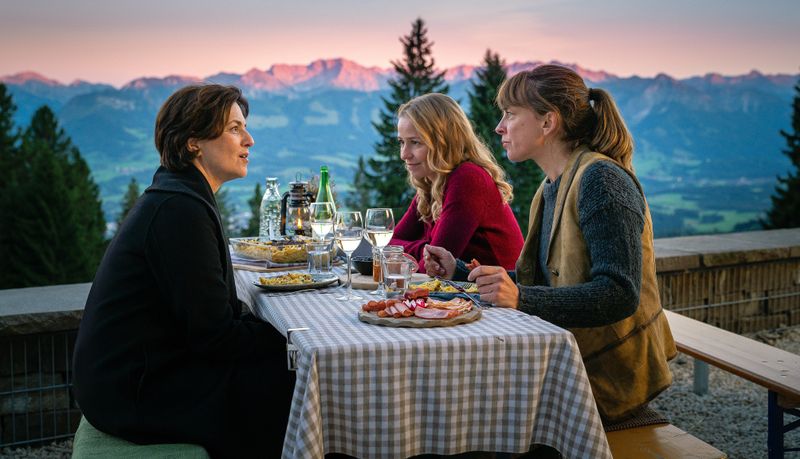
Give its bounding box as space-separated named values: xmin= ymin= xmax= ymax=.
xmin=309 ymin=202 xmax=335 ymax=241
xmin=365 ymin=208 xmax=395 ymax=295
xmin=334 ymin=211 xmax=364 ymax=301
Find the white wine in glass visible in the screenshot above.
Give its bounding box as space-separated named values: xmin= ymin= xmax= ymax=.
xmin=334 ymin=211 xmax=363 ymax=301
xmin=365 ymin=230 xmax=393 ymax=247
xmin=309 ymin=202 xmax=335 ymax=241
xmin=364 ymin=208 xmax=395 ymax=296
xmin=337 ymin=236 xmax=362 ymax=254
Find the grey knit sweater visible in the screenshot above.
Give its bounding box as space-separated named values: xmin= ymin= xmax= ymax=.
xmin=455 ymin=161 xmax=645 ymax=328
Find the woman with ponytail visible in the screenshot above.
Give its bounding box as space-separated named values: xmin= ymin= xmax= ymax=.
xmin=424 ymin=65 xmax=676 ymax=426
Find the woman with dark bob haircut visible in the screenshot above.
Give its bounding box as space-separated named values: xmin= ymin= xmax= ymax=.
xmin=424 ymin=65 xmax=676 ymax=427
xmin=73 ymin=84 xmax=294 ymax=457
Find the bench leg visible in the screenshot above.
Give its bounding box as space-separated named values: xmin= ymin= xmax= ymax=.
xmin=767 ymin=391 xmax=784 ymax=459
xmin=693 ymin=359 xmax=709 ymax=395
xmin=768 ymin=391 xmax=800 ymax=459
xmin=769 ymin=391 xmax=783 ymax=459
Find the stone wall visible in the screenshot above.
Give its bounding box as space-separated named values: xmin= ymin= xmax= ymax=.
xmin=0 ymin=331 xmax=81 ymax=445
xmin=0 ymin=284 xmax=88 ymax=445
xmin=655 ymin=228 xmax=800 ymax=333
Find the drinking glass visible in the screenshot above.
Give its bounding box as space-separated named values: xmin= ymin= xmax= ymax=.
xmin=364 ymin=208 xmax=395 ymax=296
xmin=309 ymin=202 xmax=335 ymax=241
xmin=335 ymin=211 xmax=364 ymax=301
xmin=381 ymin=249 xmax=418 ymax=298
xmin=306 ymin=241 xmax=332 ymax=274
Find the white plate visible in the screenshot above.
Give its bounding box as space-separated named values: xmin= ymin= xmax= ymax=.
xmin=408 ymin=280 xmax=479 ymax=300
xmin=252 ymin=274 xmax=339 ymax=292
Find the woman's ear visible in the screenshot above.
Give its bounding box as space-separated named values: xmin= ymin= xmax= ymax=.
xmin=542 ymin=111 xmax=559 ymax=136
xmin=187 ymin=138 xmax=200 ymax=154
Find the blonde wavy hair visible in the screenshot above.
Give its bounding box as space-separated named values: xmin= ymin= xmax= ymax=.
xmin=397 ymin=93 xmax=513 ymax=222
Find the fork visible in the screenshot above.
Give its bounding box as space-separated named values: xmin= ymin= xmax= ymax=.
xmin=436 ymin=277 xmax=489 ymax=308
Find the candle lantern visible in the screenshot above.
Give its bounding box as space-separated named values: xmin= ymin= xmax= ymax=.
xmin=280 ymin=179 xmax=313 ymax=237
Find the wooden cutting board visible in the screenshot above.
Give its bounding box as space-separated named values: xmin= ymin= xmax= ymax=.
xmin=358 ymin=307 xmax=482 ymax=328
xmin=345 ymin=272 xmax=431 ymax=290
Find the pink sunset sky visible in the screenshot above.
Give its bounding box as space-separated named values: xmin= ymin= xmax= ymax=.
xmin=2 ymin=0 xmax=798 ymax=87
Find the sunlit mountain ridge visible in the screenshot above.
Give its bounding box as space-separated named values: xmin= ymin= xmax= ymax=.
xmin=3 ymin=58 xmax=615 ymax=92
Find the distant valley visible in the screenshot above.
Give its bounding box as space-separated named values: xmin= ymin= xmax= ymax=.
xmin=2 ymin=59 xmax=797 ymax=237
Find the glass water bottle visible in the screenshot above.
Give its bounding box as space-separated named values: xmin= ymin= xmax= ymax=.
xmin=259 ymin=177 xmax=282 ymax=240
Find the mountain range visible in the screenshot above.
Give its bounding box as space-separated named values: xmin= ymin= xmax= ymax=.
xmin=2 ymin=58 xmax=798 ymax=237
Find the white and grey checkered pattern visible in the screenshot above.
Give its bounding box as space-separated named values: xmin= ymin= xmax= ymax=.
xmin=236 ymin=270 xmax=612 ymax=459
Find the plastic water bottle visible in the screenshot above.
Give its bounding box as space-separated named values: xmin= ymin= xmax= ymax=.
xmin=259 ymin=177 xmax=282 ymax=240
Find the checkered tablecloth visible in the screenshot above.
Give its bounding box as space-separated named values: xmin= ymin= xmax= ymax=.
xmin=236 ymin=270 xmax=612 ymax=459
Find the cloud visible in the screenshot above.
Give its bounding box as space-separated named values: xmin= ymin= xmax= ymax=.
xmin=304 ymin=101 xmax=339 ymax=126
xmin=248 ymin=114 xmax=289 ymax=129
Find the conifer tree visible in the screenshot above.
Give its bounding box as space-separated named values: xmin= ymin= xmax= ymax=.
xmin=243 ymin=182 xmax=262 ymax=237
xmin=10 ymin=106 xmax=106 ymax=287
xmin=764 ymin=79 xmax=800 ymax=229
xmin=117 ymin=177 xmax=140 ymax=229
xmin=468 ymin=50 xmax=543 ymax=234
xmin=0 ymin=84 xmax=20 ymax=288
xmin=350 ymin=18 xmax=449 ymax=217
xmin=215 ymin=187 xmax=239 ymax=237
xmin=0 ymin=84 xmax=16 ymax=174
xmin=344 ymin=157 xmax=373 ymax=211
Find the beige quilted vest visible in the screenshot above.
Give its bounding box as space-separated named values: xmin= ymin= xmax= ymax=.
xmin=516 ymin=147 xmax=677 ymax=422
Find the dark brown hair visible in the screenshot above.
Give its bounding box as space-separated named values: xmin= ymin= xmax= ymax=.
xmin=496 ymin=65 xmax=634 ymax=171
xmin=154 ymin=84 xmax=249 ymax=171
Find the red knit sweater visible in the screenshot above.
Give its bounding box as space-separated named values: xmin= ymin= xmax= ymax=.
xmin=390 ymin=162 xmax=524 ymax=272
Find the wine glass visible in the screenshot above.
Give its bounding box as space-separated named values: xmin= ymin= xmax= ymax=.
xmin=309 ymin=202 xmax=335 ymax=241
xmin=365 ymin=208 xmax=395 ymax=295
xmin=335 ymin=211 xmax=364 ymax=301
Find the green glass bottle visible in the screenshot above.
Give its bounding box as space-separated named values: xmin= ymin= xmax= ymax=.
xmin=315 ymin=166 xmax=336 ymax=213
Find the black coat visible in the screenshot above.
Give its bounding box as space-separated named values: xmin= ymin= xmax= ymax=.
xmin=73 ymin=166 xmax=292 ymax=457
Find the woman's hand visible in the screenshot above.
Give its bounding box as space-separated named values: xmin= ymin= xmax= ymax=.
xmin=423 ymin=244 xmax=456 ymax=279
xmin=467 ymin=265 xmax=519 ymax=308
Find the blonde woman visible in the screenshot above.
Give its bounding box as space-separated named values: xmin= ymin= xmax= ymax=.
xmin=389 ymin=93 xmax=523 ymax=273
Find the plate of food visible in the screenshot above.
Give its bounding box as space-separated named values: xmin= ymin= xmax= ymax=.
xmin=230 ymin=237 xmax=309 ymax=263
xmin=408 ymin=278 xmax=479 ymax=300
xmin=253 ymin=272 xmax=339 ymax=292
xmin=357 ymin=288 xmax=481 ymax=328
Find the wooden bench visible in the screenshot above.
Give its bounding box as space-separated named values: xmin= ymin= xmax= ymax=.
xmin=607 ymin=423 xmax=726 ymax=458
xmin=665 ymin=310 xmax=800 ymax=459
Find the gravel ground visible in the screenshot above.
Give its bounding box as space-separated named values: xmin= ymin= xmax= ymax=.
xmin=0 ymin=441 xmax=72 ymax=459
xmin=2 ymin=327 xmax=798 ymax=459
xmin=651 ymin=326 xmax=800 ymax=459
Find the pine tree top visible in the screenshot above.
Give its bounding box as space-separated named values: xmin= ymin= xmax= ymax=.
xmin=0 ymin=84 xmax=18 ymax=150
xmin=347 ymin=18 xmax=452 ymax=216
xmin=764 ymin=77 xmax=800 ymax=229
